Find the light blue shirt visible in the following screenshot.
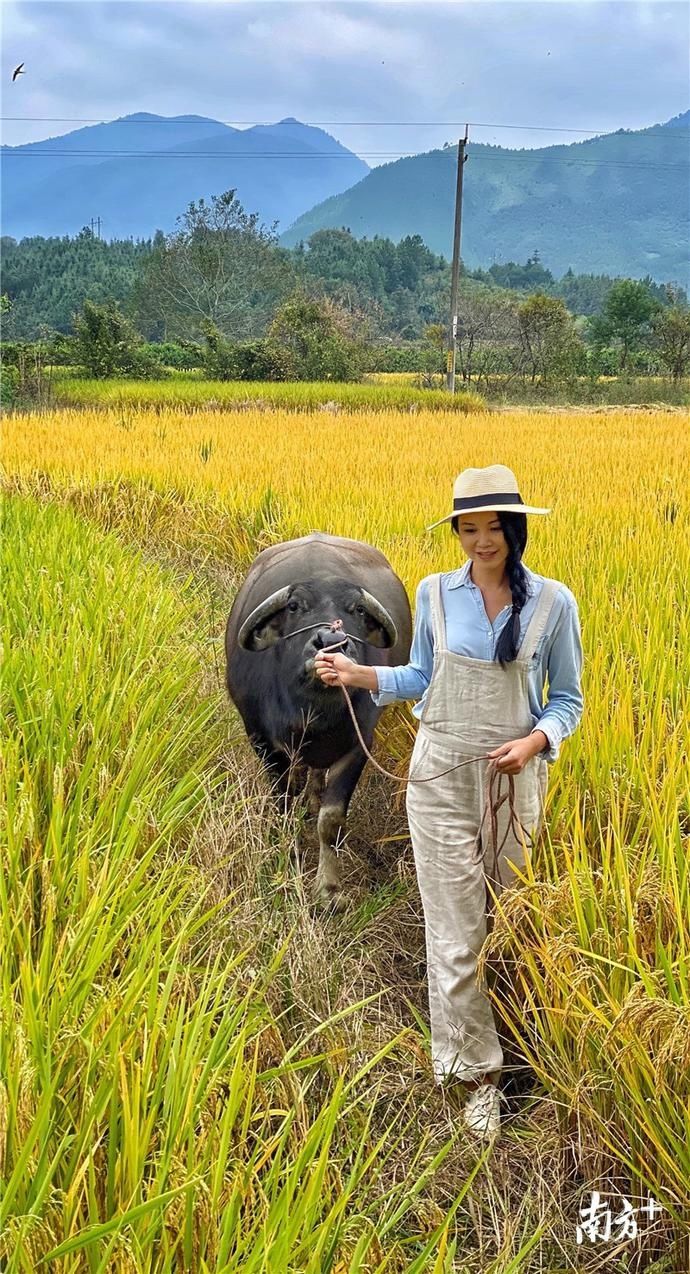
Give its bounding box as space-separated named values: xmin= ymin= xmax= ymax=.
xmin=370 ymin=559 xmax=584 ymax=764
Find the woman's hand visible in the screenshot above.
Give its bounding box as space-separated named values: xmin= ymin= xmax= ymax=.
xmin=487 ymin=733 xmax=545 ymax=775
xmin=313 ymin=650 xmax=357 ymax=687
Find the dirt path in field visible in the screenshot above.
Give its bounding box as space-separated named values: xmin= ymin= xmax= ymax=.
xmin=494 ymin=401 xmax=688 ymax=414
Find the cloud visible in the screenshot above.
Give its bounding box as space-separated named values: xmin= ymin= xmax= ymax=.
xmin=2 ymin=0 xmax=688 ymax=157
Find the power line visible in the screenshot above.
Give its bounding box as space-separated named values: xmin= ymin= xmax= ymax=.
xmin=1 ymin=114 xmax=688 ymax=137
xmin=2 ymin=149 xmax=686 ymax=171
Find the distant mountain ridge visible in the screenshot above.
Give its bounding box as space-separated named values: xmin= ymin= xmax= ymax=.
xmin=0 ymin=112 xmax=369 ymax=240
xmin=282 ymin=112 xmax=690 ymax=284
xmin=2 ymin=110 xmax=687 ymax=284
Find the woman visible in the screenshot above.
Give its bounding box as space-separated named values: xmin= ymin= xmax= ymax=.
xmin=313 ymin=464 xmax=584 ymax=1140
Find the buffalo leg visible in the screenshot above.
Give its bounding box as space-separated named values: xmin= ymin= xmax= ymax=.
xmin=314 ymin=745 xmax=369 ymax=910
xmin=304 ymin=767 xmax=326 ymax=818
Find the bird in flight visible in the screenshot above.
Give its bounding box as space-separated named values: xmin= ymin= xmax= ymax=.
xmin=12 ymin=63 xmax=25 ymax=81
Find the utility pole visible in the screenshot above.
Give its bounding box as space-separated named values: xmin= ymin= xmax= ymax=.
xmin=446 ymin=126 xmax=469 ymax=393
xmin=89 ymin=216 xmax=102 ymax=238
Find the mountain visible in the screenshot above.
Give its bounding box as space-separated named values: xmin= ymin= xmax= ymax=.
xmin=281 ymin=113 xmax=690 ymax=284
xmin=0 ymin=113 xmax=369 ymax=240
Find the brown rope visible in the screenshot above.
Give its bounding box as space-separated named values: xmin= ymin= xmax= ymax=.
xmin=332 ymin=660 xmax=536 ymax=877
xmin=299 ymin=621 xmax=538 ymax=876
xmin=310 ymin=624 xmax=537 ymax=876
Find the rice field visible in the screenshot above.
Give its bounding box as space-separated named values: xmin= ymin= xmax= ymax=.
xmin=1 ymin=400 xmax=689 ymax=1271
xmin=48 ymin=372 xmax=485 ymax=415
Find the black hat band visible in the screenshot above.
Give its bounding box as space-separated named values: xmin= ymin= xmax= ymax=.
xmin=453 ymin=492 xmax=523 ymax=511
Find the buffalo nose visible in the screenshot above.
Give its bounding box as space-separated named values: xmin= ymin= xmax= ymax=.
xmin=313 ymin=629 xmax=347 ymax=651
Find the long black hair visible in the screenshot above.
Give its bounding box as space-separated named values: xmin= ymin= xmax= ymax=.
xmin=451 ymin=511 xmax=529 ymax=669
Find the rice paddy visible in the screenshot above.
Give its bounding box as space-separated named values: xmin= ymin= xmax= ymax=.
xmin=48 ymin=372 xmax=486 ymax=415
xmin=1 ymin=396 xmax=688 ymax=1271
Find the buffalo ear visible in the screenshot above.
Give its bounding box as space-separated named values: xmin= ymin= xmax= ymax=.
xmin=238 ymin=586 xmax=292 ymax=650
xmin=359 ymin=589 xmax=398 ymax=649
xmin=361 ymin=620 xmax=388 ymax=650
xmin=245 ymin=616 xmax=284 ymax=652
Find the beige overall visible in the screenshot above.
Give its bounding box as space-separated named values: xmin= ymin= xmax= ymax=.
xmin=405 ymin=572 xmax=560 ymax=1085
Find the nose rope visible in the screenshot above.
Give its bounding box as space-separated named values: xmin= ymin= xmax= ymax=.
xmin=281 ymin=618 xmax=370 ymax=645
xmin=281 ymin=619 xmax=537 ymax=877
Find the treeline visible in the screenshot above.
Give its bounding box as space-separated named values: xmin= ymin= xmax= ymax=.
xmin=2 ymin=188 xmax=689 ymax=406
xmin=2 ymin=192 xmax=681 ymax=343
xmin=1 ymin=229 xmax=151 ymax=338
xmin=468 ymin=255 xmax=674 ymax=317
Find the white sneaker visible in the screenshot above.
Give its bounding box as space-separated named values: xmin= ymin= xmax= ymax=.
xmin=463 ymin=1082 xmax=501 ymax=1138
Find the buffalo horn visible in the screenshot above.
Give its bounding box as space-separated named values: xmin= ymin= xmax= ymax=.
xmin=359 ymin=590 xmax=398 ymax=647
xmin=237 ymin=586 xmax=293 ymax=649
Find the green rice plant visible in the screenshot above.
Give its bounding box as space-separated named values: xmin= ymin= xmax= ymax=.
xmin=1 ymin=496 xmax=489 ymax=1272
xmin=48 ymin=372 xmax=486 ymax=415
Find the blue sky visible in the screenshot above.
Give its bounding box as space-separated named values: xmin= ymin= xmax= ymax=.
xmin=2 ymin=1 xmax=689 ymax=159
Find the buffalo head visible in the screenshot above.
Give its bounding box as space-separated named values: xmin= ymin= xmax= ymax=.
xmin=237 ymin=577 xmax=398 ymax=689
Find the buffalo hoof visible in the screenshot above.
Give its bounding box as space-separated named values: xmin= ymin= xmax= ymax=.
xmin=313 ymin=880 xmax=348 ymax=914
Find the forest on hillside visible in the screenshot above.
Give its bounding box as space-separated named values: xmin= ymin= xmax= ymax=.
xmin=1 ymin=216 xmax=678 ymax=344
xmin=3 ymin=189 xmax=688 ymax=409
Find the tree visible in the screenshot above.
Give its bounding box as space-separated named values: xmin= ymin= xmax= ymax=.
xmin=517 ymin=293 xmax=583 ymax=384
xmin=290 ymin=227 xmax=446 ymax=340
xmin=588 ymin=279 xmax=660 ymax=371
xmin=454 ymin=287 xmax=521 ymax=385
xmin=269 ymin=292 xmax=367 ymax=382
xmin=485 ymin=253 xmax=555 ymax=294
xmin=72 ymin=298 xmax=162 ymax=378
xmin=0 ymin=292 xmax=13 ymax=339
xmin=651 ymin=305 xmax=690 ymax=382
xmin=133 ymin=189 xmax=296 ymax=342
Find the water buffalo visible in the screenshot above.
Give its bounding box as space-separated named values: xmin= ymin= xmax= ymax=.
xmin=225 ymin=532 xmax=412 ymax=909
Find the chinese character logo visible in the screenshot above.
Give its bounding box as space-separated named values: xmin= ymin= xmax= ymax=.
xmin=577 ymin=1192 xmax=664 ymax=1244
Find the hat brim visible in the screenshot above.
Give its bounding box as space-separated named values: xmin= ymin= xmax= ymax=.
xmin=425 ymin=503 xmax=551 ymax=530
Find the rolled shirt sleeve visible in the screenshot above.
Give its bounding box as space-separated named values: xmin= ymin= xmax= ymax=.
xmin=530 ymin=586 xmax=584 ymax=764
xmin=370 ymin=578 xmax=433 ymax=706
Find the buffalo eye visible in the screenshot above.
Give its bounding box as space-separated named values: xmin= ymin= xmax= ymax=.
xmin=356 ymin=604 xmax=366 ymax=616
xmin=288 ymin=600 xmax=300 ymax=612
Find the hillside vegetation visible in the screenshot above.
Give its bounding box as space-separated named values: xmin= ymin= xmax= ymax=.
xmin=282 ymin=113 xmax=690 ymax=284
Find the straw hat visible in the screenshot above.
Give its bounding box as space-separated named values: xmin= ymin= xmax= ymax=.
xmin=426 ymin=464 xmax=551 ymax=530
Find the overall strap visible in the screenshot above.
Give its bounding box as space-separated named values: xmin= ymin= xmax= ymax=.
xmin=517 ymin=578 xmax=561 ymax=663
xmin=430 ymin=573 xmax=448 ymax=651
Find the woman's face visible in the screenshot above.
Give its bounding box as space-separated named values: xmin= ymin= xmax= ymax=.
xmin=456 ymin=510 xmax=509 ymax=569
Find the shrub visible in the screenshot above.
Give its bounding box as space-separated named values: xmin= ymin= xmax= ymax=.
xmin=367 ymin=343 xmax=440 ymax=374
xmin=0 ymin=362 xmax=19 ymax=407
xmin=269 ymin=292 xmax=367 ymax=382
xmin=200 ymin=322 xmax=291 ymax=381
xmin=72 ymin=299 xmax=166 ymax=379
xmin=0 ymin=340 xmax=54 ymax=408
xmin=144 ymin=340 xmax=205 ymax=371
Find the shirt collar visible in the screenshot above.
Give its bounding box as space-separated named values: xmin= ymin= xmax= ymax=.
xmin=447 ymin=560 xmax=537 ymax=596
xmin=446 ymin=560 xmax=474 ymax=590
